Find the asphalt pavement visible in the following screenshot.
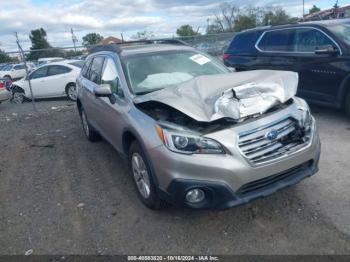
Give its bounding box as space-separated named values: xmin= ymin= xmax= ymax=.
xmin=0 ymin=99 xmax=349 ymax=255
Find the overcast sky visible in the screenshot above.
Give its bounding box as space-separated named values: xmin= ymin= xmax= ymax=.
xmin=0 ymin=0 xmax=343 ymax=51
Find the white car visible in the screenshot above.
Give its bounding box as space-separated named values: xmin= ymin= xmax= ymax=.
xmin=38 ymin=57 xmax=65 ymax=66
xmin=11 ymin=61 xmax=82 ymax=103
xmin=0 ymin=63 xmax=30 ymax=80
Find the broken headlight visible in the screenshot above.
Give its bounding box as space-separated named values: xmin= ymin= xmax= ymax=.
xmin=156 ymin=125 xmax=224 ymax=154
xmin=294 ymin=97 xmax=313 ymax=131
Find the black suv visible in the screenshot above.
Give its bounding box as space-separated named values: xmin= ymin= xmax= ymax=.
xmin=223 ymin=19 xmax=350 ymax=115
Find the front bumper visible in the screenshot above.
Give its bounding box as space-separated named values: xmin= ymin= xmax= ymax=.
xmin=149 ymin=117 xmax=321 ymax=209
xmin=160 ymin=156 xmax=319 ymax=209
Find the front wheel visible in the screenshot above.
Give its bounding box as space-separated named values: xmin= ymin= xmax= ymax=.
xmin=129 ymin=141 xmax=168 ymax=210
xmin=12 ymin=91 xmax=25 ymax=104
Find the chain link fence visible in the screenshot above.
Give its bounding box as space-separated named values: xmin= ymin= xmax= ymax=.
xmin=1 ymin=32 xmax=235 ymax=63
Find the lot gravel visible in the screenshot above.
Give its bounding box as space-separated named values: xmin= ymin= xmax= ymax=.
xmin=0 ymin=98 xmax=349 ymax=255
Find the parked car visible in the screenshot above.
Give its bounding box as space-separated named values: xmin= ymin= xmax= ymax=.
xmin=223 ymin=19 xmax=350 ymax=115
xmin=11 ymin=60 xmax=81 ymax=103
xmin=0 ymin=63 xmax=31 ymax=81
xmin=76 ymin=41 xmax=320 ymax=210
xmin=37 ymin=57 xmax=65 ymax=66
xmin=0 ymin=78 xmax=12 ymax=103
xmin=0 ymin=63 xmax=10 ymax=71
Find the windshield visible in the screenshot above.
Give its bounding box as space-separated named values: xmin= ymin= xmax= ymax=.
xmin=122 ymin=51 xmax=229 ymax=95
xmin=326 ymin=22 xmax=350 ymax=45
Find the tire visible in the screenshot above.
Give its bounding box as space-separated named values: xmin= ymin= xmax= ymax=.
xmin=128 ymin=141 xmax=168 ymax=210
xmin=12 ymin=91 xmax=25 ymax=104
xmin=66 ymin=83 xmax=77 ymax=101
xmin=4 ymin=75 xmax=11 ymax=81
xmin=80 ymin=108 xmax=101 ymax=142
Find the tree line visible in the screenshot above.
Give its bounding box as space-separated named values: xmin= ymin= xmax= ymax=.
xmin=0 ymin=30 xmax=104 ymax=63
xmin=176 ymin=4 xmax=324 ymax=37
xmin=1 ymin=3 xmax=326 ymax=63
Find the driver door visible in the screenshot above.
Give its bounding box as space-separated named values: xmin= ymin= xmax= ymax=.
xmin=93 ymin=56 xmax=129 ymax=153
xmin=293 ymin=27 xmax=344 ymax=104
xmin=29 ymin=66 xmax=49 ymax=97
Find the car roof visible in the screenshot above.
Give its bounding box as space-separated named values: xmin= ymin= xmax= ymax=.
xmin=241 ymin=18 xmax=350 ymax=34
xmin=33 ymin=60 xmax=82 ymax=71
xmin=120 ymin=44 xmax=195 ymax=57
xmin=88 ymin=40 xmax=196 ymax=59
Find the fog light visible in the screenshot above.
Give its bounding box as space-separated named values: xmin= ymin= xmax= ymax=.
xmin=186 ymin=188 xmax=205 ymax=203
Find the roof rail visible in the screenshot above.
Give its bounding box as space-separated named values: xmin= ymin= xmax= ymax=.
xmin=119 ymin=38 xmax=189 ymax=46
xmin=90 ymin=44 xmax=122 ymax=54
xmin=90 ymin=39 xmax=189 ymax=54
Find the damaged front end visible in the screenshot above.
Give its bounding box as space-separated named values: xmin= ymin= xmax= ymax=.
xmin=134 ymin=70 xmax=314 ymax=157
xmin=134 ymin=70 xmax=300 ymax=128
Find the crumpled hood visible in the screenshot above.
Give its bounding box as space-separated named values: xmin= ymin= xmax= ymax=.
xmin=134 ymin=70 xmax=298 ymax=122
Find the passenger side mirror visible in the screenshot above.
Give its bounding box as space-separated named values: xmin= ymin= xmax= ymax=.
xmin=94 ymin=84 xmax=113 ymax=96
xmin=315 ymin=45 xmax=339 ymax=55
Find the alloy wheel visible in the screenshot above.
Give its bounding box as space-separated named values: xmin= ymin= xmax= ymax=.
xmin=131 ymin=152 xmax=151 ymax=199
xmin=12 ymin=92 xmax=24 ymax=104
xmin=68 ymin=85 xmax=77 ymax=101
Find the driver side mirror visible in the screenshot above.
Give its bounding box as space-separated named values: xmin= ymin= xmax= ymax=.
xmin=94 ymin=84 xmax=113 ymax=96
xmin=315 ymin=45 xmax=339 ymax=55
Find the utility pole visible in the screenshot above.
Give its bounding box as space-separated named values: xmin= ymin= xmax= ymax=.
xmin=14 ymin=32 xmax=36 ymax=111
xmin=302 ymin=0 xmax=305 ymax=19
xmin=71 ymin=28 xmax=78 ymax=53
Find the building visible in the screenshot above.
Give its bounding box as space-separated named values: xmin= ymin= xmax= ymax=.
xmin=304 ymin=5 xmax=350 ymax=21
xmin=99 ymin=36 xmax=123 ymax=45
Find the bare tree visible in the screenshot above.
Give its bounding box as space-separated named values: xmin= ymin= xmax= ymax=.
xmin=213 ymin=3 xmax=240 ymax=32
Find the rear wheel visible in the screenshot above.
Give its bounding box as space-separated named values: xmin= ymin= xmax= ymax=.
xmin=80 ymin=108 xmax=101 ymax=142
xmin=129 ymin=141 xmax=168 ymax=210
xmin=345 ymin=90 xmax=350 ymax=117
xmin=66 ymin=83 xmax=77 ymax=101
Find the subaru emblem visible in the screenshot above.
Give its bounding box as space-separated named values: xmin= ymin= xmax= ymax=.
xmin=266 ymin=129 xmax=278 ymax=140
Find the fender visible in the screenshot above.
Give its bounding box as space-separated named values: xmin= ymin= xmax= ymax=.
xmin=121 ymin=127 xmax=161 ymax=188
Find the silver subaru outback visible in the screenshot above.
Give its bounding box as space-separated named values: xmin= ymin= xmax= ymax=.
xmin=76 ymin=41 xmax=320 ymax=210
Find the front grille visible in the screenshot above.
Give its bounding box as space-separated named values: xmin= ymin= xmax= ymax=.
xmin=238 ymin=117 xmax=307 ymax=165
xmin=237 ymin=161 xmax=312 ymax=195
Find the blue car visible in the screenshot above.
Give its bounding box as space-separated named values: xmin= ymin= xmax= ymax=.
xmin=223 ymin=19 xmax=350 ymax=116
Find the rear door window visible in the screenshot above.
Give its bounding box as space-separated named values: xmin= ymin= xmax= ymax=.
xmin=14 ymin=64 xmax=25 ymax=70
xmin=257 ymin=29 xmax=294 ymax=52
xmin=47 ymin=65 xmax=71 ymax=76
xmin=88 ymin=57 xmax=105 ymax=84
xmin=292 ymin=28 xmax=334 ymax=52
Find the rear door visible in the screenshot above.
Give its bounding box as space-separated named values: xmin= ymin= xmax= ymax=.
xmin=255 ymin=28 xmax=297 ymax=72
xmin=46 ymin=65 xmax=72 ymax=96
xmin=291 ymin=27 xmax=344 ymax=103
